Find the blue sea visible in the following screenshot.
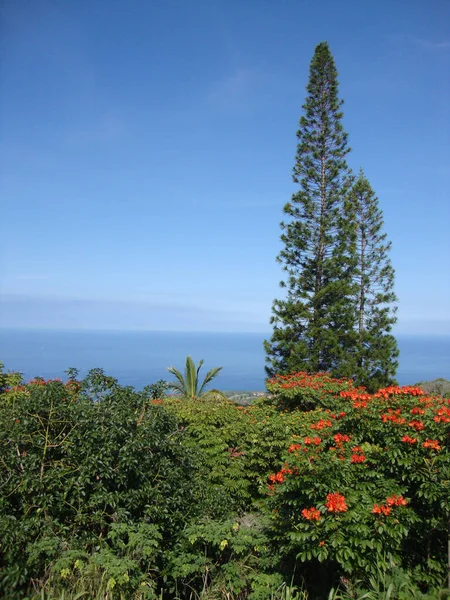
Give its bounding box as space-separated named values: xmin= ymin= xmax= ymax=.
xmin=0 ymin=329 xmax=449 ymax=391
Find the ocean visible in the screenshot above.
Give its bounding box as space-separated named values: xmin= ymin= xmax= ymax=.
xmin=0 ymin=329 xmax=449 ymax=391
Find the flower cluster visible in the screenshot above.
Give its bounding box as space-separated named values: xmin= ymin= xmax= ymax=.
xmin=301 ymin=507 xmax=321 ymax=521
xmin=325 ymin=492 xmax=348 ymax=513
xmin=333 ymin=433 xmax=351 ymax=445
xmin=381 ymin=409 xmax=406 ymax=424
xmin=372 ymin=503 xmax=392 ymax=516
xmin=374 ymin=386 xmax=424 ymax=398
xmin=409 ymin=420 xmax=425 ymax=431
xmin=268 ymin=464 xmax=293 ymax=485
xmin=350 ymin=446 xmax=366 ymax=463
xmin=304 ymin=436 xmax=321 ymax=445
xmin=422 ymin=439 xmax=441 ymax=451
xmin=311 ymin=419 xmax=333 ymax=431
xmin=434 ymin=407 xmax=450 ymax=424
xmin=339 ymin=390 xmax=372 ymax=408
xmin=386 ymin=495 xmax=408 ymax=506
xmin=401 ymin=435 xmax=417 ymax=444
xmin=28 ymin=378 xmax=62 ymax=386
xmin=288 ymin=443 xmax=301 ymax=453
xmin=373 ymin=495 xmax=407 ymax=516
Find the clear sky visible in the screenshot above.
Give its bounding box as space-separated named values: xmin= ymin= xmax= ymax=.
xmin=1 ymin=0 xmax=449 ymax=334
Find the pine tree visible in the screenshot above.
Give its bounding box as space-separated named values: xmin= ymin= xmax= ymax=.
xmin=347 ymin=170 xmax=398 ymax=391
xmin=264 ymin=42 xmax=355 ymax=377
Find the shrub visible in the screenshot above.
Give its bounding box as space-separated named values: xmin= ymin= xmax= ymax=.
xmin=265 ymin=383 xmax=450 ymax=591
xmin=0 ymin=370 xmax=211 ymax=598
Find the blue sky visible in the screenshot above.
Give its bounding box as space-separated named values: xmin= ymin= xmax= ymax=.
xmin=1 ymin=0 xmax=449 ymax=334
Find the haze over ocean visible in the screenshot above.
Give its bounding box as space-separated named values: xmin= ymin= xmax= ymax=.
xmin=1 ymin=329 xmax=449 ymax=392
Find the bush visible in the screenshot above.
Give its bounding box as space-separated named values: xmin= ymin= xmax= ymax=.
xmin=265 ymin=383 xmax=450 ymax=592
xmin=0 ymin=370 xmax=211 ymax=598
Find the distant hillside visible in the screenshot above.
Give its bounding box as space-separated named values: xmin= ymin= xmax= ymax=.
xmin=224 ymin=391 xmax=268 ymax=405
xmin=414 ymin=378 xmax=450 ymax=397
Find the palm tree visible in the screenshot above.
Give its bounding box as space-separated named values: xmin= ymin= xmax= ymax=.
xmin=167 ymin=356 xmax=225 ymax=399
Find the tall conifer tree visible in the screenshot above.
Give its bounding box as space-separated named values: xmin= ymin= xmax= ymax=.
xmin=347 ymin=169 xmax=399 ymax=391
xmin=265 ymin=42 xmax=355 ymax=377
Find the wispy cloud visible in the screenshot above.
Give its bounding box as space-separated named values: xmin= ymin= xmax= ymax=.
xmin=15 ymin=274 xmax=52 ymax=281
xmin=208 ymin=68 xmax=259 ymax=112
xmin=414 ymin=38 xmax=450 ymax=51
xmin=388 ymin=33 xmax=450 ymax=52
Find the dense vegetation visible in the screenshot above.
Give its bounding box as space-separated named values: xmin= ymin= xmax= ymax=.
xmin=265 ymin=42 xmax=398 ymax=390
xmin=1 ymin=361 xmax=449 ymax=600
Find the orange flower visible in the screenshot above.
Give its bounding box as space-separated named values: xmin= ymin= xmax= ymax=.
xmin=301 ymin=507 xmax=321 ymax=521
xmin=353 ymin=400 xmax=369 ymax=408
xmin=351 ymin=453 xmax=366 ymax=463
xmin=334 ymin=433 xmax=351 ymax=444
xmin=386 ymin=494 xmax=407 ymax=506
xmin=304 ymin=436 xmax=322 ymax=445
xmin=311 ymin=419 xmax=333 ymax=431
xmin=434 ymin=407 xmax=450 ymax=423
xmin=372 ymin=504 xmax=391 ymax=516
xmin=288 ymin=443 xmax=301 ymax=453
xmin=325 ymin=492 xmax=348 ymax=513
xmin=319 ymin=540 xmax=325 ymax=547
xmin=409 ymin=420 xmax=425 ymax=431
xmin=401 ymin=435 xmax=417 ymax=444
xmin=422 ymin=439 xmax=441 ymax=451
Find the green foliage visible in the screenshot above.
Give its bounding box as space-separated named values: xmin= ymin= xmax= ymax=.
xmin=143 ymin=379 xmax=169 ymax=400
xmin=265 ymin=41 xmax=356 ymax=378
xmin=0 ymin=361 xmax=24 ymax=394
xmin=167 ymin=514 xmax=282 ymax=599
xmin=329 ymin=564 xmax=445 ymax=599
xmin=1 ymin=361 xmax=449 ymax=599
xmin=161 ymin=395 xmax=296 ymax=509
xmin=167 ymin=356 xmax=225 ymax=400
xmin=0 ymin=371 xmax=214 ymax=598
xmin=32 ymin=522 xmax=162 ymax=599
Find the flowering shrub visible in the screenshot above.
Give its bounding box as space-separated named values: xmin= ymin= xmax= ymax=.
xmin=265 ymin=380 xmax=450 ymax=588
xmin=266 ymin=371 xmax=361 ymax=411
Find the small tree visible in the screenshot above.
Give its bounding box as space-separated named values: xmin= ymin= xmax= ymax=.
xmin=347 ymin=169 xmax=398 ymax=391
xmin=167 ymin=356 xmax=225 ymax=399
xmin=265 ymin=41 xmax=355 ymax=377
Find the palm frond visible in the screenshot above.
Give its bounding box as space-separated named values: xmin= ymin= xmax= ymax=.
xmin=198 ymin=366 xmax=222 ymax=397
xmin=185 ymin=355 xmax=197 ymax=398
xmin=167 ymin=366 xmax=186 ymax=394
